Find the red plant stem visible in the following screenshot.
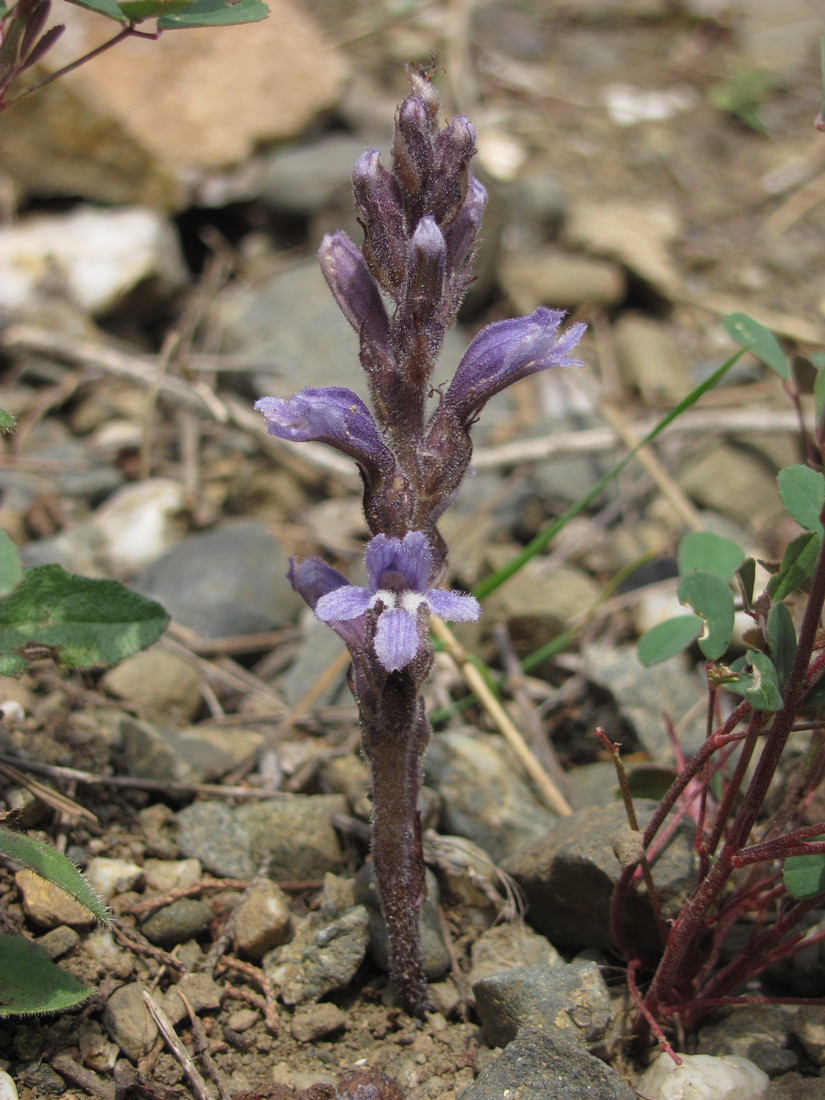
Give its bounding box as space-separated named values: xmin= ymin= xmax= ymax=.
xmin=642 ymin=524 xmax=825 ymax=1022
xmin=702 ymin=717 xmax=763 ymax=859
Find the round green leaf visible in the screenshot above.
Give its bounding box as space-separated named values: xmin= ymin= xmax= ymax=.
xmin=638 ymin=615 xmax=702 ymax=666
xmin=157 ymin=0 xmax=268 ymax=28
xmin=723 ymin=312 xmax=790 ymax=380
xmin=784 ymin=837 xmax=825 ymax=900
xmin=677 ymin=531 xmax=744 ymax=581
xmin=768 ymin=531 xmax=822 ymax=601
xmin=677 ymin=570 xmax=735 ymax=659
xmin=117 ymin=0 xmax=193 ymax=18
xmin=0 ymin=935 xmax=93 ymax=1016
xmin=777 ymin=465 xmax=825 ymax=534
xmin=744 ymin=650 xmax=783 ymax=712
xmin=0 ymin=564 xmax=170 ymax=676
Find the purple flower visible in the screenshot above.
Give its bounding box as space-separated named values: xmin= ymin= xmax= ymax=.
xmin=315 ymin=531 xmax=480 ymax=672
xmin=254 ymin=387 xmax=395 ymax=484
xmin=445 ymin=306 xmax=587 ymax=424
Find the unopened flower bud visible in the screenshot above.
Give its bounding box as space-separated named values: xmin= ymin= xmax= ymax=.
xmin=392 ymin=94 xmax=433 ymax=199
xmin=353 ymin=150 xmax=407 ymax=296
xmin=429 ymin=116 xmax=476 ymax=227
xmin=318 ymin=231 xmax=392 ymax=359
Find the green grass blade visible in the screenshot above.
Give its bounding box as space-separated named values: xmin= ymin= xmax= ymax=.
xmin=473 ymin=349 xmax=744 ymax=601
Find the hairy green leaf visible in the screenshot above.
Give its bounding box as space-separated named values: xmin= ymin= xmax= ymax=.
xmin=0 ymin=531 xmax=22 ymax=597
xmin=0 ymin=408 xmax=16 ymax=433
xmin=678 ymin=570 xmax=735 ymax=659
xmin=723 ymin=312 xmax=789 ymax=380
xmin=0 ymin=565 xmax=169 ymax=676
xmin=638 ymin=615 xmax=702 ymax=666
xmin=677 ymin=531 xmax=744 ymax=581
xmin=157 ymin=0 xmax=269 ymax=28
xmin=0 ymin=826 xmax=110 ymax=924
xmin=778 ymin=465 xmax=825 ymax=534
xmin=784 ymin=838 xmax=825 ymax=900
xmin=0 ymin=935 xmax=93 ymax=1016
xmin=768 ymin=531 xmax=821 ymax=601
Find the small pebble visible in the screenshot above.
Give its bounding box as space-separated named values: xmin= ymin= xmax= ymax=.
xmin=85 ymin=857 xmax=142 ymax=902
xmin=291 ymin=1002 xmax=347 ymax=1043
xmin=227 ymin=1008 xmax=259 ymax=1033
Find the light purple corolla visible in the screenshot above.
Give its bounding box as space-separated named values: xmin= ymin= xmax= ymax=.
xmin=315 ymin=531 xmax=480 ymax=672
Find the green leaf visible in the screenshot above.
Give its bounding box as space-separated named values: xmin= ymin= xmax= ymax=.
xmin=0 ymin=532 xmax=22 ymax=598
xmin=0 ymin=935 xmax=93 ymax=1016
xmin=767 ymin=601 xmax=796 ymax=685
xmin=723 ymin=312 xmax=790 ymax=380
xmin=677 ymin=531 xmax=744 ymax=581
xmin=768 ymin=531 xmax=822 ymax=601
xmin=744 ymin=650 xmax=783 ymax=711
xmin=677 ymin=570 xmax=735 ymax=659
xmin=737 ymin=557 xmax=756 ymax=612
xmin=157 ymin=0 xmax=269 ymax=29
xmin=0 ymin=408 xmax=16 ymax=434
xmin=778 ymin=465 xmax=825 ymax=534
xmin=0 ymin=565 xmax=169 ymax=676
xmin=784 ymin=837 xmax=825 ymax=900
xmin=117 ymin=0 xmax=193 ymax=18
xmin=638 ymin=615 xmax=702 ymax=666
xmin=64 ymin=0 xmax=127 ymax=21
xmin=0 ymin=826 xmax=110 ymax=924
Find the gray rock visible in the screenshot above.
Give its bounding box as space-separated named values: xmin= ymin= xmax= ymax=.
xmin=259 ymin=134 xmax=380 ymax=216
xmin=501 ymin=800 xmax=695 ymax=954
xmin=424 ymin=729 xmax=557 ymax=862
xmin=502 ymin=174 xmax=568 ymax=247
xmin=469 ymin=922 xmax=561 ymax=987
xmin=102 ymin=982 xmax=158 ymax=1062
xmin=234 ymin=794 xmax=347 ymax=881
xmin=281 ymin=615 xmax=349 ymax=708
xmin=698 ymin=1004 xmax=799 ymax=1077
xmin=35 ymin=925 xmax=80 ymax=961
xmin=473 ymin=961 xmax=613 ymax=1049
xmin=132 ymin=520 xmax=301 ymax=638
xmin=582 ymin=644 xmax=706 ymax=761
xmin=139 ymin=898 xmax=212 ymax=946
xmin=102 ymin=650 xmax=201 ymax=724
xmin=354 ymin=865 xmax=450 ymax=982
xmin=264 ymin=904 xmax=370 ymax=1005
xmin=175 ymin=801 xmax=255 ymax=879
xmin=764 ymin=1072 xmax=825 ymax=1100
xmin=790 ymin=1006 xmax=825 ymax=1067
xmin=457 ymin=1027 xmax=636 ymax=1100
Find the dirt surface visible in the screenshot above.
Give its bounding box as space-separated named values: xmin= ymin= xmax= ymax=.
xmin=2 ymin=2 xmax=825 ymax=1098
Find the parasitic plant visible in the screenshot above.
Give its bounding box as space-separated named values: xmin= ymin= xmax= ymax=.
xmin=256 ymin=65 xmax=585 ymax=1015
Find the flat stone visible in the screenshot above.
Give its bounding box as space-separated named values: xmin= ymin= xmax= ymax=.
xmin=35 ymin=925 xmax=80 ymax=961
xmin=790 ymin=1006 xmax=825 ymax=1066
xmin=698 ymin=1004 xmax=799 ymax=1077
xmin=265 ymin=904 xmax=370 ymax=1006
xmin=500 ymin=248 xmax=625 ymax=312
xmin=473 ymin=961 xmax=613 ymax=1049
xmin=15 ymin=868 xmax=96 ymax=929
xmin=102 ymin=982 xmax=158 ymax=1062
xmin=457 ymin=1027 xmax=636 ymax=1100
xmin=612 ymin=312 xmax=692 ymax=400
xmin=132 ymin=520 xmax=302 ymax=638
xmin=142 ymin=858 xmax=202 ymax=894
xmin=159 ymin=973 xmax=223 ymax=1027
xmin=469 ymin=923 xmax=562 ymax=987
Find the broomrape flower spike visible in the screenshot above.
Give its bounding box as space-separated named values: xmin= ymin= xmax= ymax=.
xmin=316 ymin=532 xmax=480 ymax=673
xmin=255 ymin=63 xmax=585 ymax=1017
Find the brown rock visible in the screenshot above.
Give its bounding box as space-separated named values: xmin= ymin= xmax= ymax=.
xmin=233 ymin=880 xmax=292 ymax=959
xmin=0 ymin=0 xmax=348 ymax=209
xmin=15 ymin=868 xmax=96 ymax=929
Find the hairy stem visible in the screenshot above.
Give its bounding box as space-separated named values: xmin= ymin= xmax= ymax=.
xmin=360 ymin=673 xmax=431 ymax=1017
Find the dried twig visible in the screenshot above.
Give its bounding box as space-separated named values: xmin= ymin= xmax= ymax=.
xmin=142 ymin=990 xmax=213 ymax=1100
xmin=179 ymin=990 xmax=232 ymax=1100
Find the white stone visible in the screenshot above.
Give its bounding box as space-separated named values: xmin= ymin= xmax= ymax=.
xmin=85 ymin=857 xmax=142 ymax=902
xmin=0 ymin=1071 xmax=18 ymax=1100
xmin=143 ymin=858 xmax=202 ymax=894
xmin=0 ymin=206 xmax=187 ymax=316
xmin=91 ymin=478 xmax=186 ymax=574
xmin=637 ymin=1052 xmax=769 ymax=1100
